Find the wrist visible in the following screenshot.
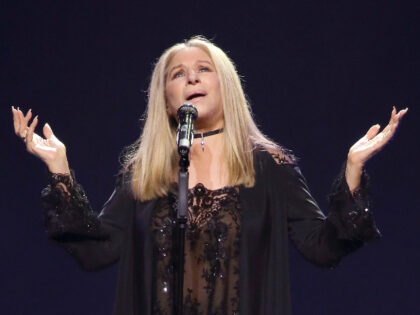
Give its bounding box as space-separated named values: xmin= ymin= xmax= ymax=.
xmin=47 ymin=159 xmax=70 ymax=175
xmin=345 ymin=160 xmax=363 ymax=194
xmin=346 ymin=161 xmax=363 ymax=174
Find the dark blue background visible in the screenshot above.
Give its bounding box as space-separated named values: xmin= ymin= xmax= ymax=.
xmin=2 ymin=1 xmax=418 ymax=314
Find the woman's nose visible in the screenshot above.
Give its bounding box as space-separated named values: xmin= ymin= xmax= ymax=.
xmin=187 ymin=69 xmax=200 ymax=84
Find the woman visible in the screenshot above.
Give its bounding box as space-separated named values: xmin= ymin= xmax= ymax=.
xmin=12 ymin=36 xmax=407 ymax=315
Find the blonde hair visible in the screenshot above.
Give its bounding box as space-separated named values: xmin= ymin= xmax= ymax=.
xmin=123 ymin=36 xmax=280 ymax=201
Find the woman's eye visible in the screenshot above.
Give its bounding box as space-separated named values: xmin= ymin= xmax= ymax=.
xmin=199 ymin=67 xmax=210 ymax=72
xmin=173 ymin=71 xmax=184 ymax=79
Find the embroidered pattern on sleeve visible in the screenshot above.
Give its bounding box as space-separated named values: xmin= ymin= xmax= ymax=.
xmin=41 ymin=170 xmax=100 ymax=238
xmin=267 ymin=146 xmax=298 ymax=165
xmin=328 ymin=164 xmax=381 ymax=241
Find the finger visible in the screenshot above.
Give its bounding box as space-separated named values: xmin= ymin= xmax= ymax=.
xmin=16 ymin=107 xmax=23 ymax=132
xmin=23 ymin=109 xmax=33 ymax=134
xmin=381 ymin=106 xmax=401 ymax=137
xmin=17 ymin=108 xmax=28 ymax=137
xmin=18 ymin=110 xmax=28 ymax=138
xmin=11 ymin=106 xmax=20 ymax=134
xmin=353 ymin=107 xmax=406 ymax=160
xmin=24 ymin=108 xmax=32 ymax=123
xmin=396 ymin=107 xmax=408 ymax=120
xmin=43 ymin=123 xmax=54 ymax=139
xmin=365 ymin=124 xmax=381 ymax=141
xmin=383 ymin=107 xmax=407 ymax=135
xmin=349 ymin=124 xmax=380 ymax=152
xmin=25 ymin=115 xmax=39 ymax=151
xmin=391 ymin=106 xmax=396 ymax=119
xmin=370 ymin=120 xmax=399 ymax=151
xmin=23 ymin=109 xmax=33 ymax=137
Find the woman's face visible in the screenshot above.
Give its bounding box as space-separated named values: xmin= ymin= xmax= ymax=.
xmin=165 ymin=46 xmax=223 ymax=131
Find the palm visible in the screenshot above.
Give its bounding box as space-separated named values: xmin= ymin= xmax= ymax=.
xmin=348 ymin=107 xmax=408 ymax=166
xmin=12 ymin=107 xmax=69 ymax=173
xmin=30 ymin=130 xmax=65 ymax=162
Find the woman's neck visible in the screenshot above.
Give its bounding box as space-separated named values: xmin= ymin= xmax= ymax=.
xmin=193 ymin=118 xmax=224 ymax=134
xmin=188 ymin=132 xmax=228 ymax=189
xmin=190 ymin=131 xmax=223 ymax=155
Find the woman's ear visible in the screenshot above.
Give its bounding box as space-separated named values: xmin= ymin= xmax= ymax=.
xmin=166 ymin=104 xmax=173 ymax=117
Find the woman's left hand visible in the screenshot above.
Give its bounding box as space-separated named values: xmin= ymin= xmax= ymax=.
xmin=345 ymin=107 xmax=408 ymax=193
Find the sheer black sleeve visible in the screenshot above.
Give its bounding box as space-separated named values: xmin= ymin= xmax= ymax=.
xmin=327 ymin=163 xmax=380 ymax=242
xmin=41 ymin=170 xmax=135 ymax=270
xmin=270 ymin=150 xmax=381 ymax=268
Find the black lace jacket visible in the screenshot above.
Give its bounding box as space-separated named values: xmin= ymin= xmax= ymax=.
xmin=41 ymin=149 xmax=380 ymax=315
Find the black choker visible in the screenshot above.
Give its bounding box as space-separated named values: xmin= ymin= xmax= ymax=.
xmin=193 ymin=128 xmax=223 ymax=151
xmin=193 ymin=128 xmax=224 ymax=139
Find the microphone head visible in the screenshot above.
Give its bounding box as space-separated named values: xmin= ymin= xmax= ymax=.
xmin=177 ymin=102 xmax=198 ymax=121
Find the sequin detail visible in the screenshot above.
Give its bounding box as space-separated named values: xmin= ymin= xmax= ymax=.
xmin=328 ymin=162 xmax=380 ymax=241
xmin=151 ymin=184 xmax=241 ymax=315
xmin=41 ymin=170 xmax=100 ymax=238
xmin=269 ymin=147 xmax=297 ymax=165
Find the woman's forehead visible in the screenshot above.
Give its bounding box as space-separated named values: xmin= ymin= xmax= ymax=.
xmin=167 ymin=46 xmax=213 ymax=67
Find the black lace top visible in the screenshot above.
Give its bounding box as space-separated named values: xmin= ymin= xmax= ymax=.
xmin=152 ymin=184 xmax=241 ymax=314
xmin=40 ymin=149 xmax=381 ymax=315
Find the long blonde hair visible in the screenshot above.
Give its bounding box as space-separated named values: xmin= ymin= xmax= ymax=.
xmin=123 ymin=36 xmax=279 ymax=201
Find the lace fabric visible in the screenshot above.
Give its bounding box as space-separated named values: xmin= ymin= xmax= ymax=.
xmin=151 ymin=183 xmax=241 ymax=315
xmin=328 ymin=162 xmax=380 ymax=241
xmin=39 ymin=149 xmax=380 ymax=314
xmin=269 ymin=146 xmax=298 ymax=165
xmin=41 ymin=170 xmax=100 ymax=240
xmin=268 ymin=148 xmax=379 ymax=242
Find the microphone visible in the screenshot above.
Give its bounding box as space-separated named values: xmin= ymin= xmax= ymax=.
xmin=177 ymin=102 xmax=198 ymax=156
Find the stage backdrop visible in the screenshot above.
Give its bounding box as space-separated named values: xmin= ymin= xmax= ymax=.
xmin=2 ymin=1 xmax=418 ymax=314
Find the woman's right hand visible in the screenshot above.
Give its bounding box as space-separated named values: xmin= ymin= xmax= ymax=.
xmin=12 ymin=107 xmax=71 ymax=174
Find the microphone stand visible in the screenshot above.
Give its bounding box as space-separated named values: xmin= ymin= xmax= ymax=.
xmin=173 ymin=102 xmax=197 ymax=315
xmin=174 ymin=151 xmax=189 ymax=315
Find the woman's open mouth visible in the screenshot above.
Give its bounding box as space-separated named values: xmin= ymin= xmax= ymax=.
xmin=186 ymin=92 xmax=206 ymax=102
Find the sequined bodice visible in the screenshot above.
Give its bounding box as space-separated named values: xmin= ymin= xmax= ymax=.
xmin=151 ymin=183 xmax=241 ymax=315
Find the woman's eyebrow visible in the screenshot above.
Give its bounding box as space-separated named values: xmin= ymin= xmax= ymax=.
xmin=197 ymin=60 xmax=213 ymax=66
xmin=167 ymin=60 xmax=213 ymax=76
xmin=167 ymin=64 xmax=183 ymax=76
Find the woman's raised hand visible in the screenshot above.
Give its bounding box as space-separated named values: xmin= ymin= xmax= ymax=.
xmin=345 ymin=107 xmax=408 ymax=192
xmin=12 ymin=107 xmax=70 ymax=174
